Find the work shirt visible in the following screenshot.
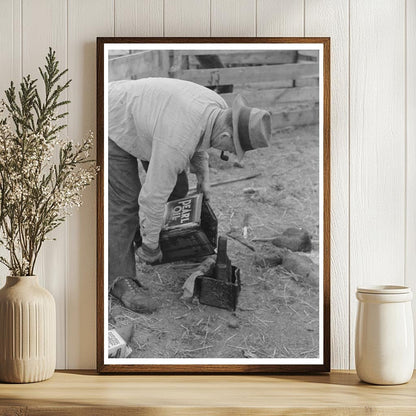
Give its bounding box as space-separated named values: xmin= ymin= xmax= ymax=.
xmin=108 ymin=77 xmax=228 ymax=249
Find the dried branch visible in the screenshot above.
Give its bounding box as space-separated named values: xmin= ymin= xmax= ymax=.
xmin=0 ymin=49 xmax=96 ymax=276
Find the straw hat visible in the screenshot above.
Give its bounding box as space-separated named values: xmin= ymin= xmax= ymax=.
xmin=232 ymin=94 xmax=271 ymax=161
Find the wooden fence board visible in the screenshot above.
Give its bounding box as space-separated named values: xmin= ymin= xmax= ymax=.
xmin=221 ymin=86 xmax=319 ymax=107
xmin=176 ymin=62 xmax=319 ymax=86
xmin=298 ymin=50 xmax=319 ymax=61
xmin=109 ymin=51 xmax=170 ymax=81
xmin=271 ymin=106 xmax=319 ymax=129
xmin=187 ymin=50 xmax=297 ymax=65
xmin=295 ymin=77 xmax=319 ymax=87
xmin=234 ymin=80 xmax=294 ymax=90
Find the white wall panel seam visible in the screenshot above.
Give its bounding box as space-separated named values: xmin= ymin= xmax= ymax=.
xmin=303 ymin=0 xmax=305 ymax=37
xmin=210 ymin=0 xmax=212 ymax=37
xmin=403 ymin=2 xmax=408 ymax=285
xmin=19 ymin=0 xmax=22 ymax=80
xmin=348 ymin=0 xmax=351 ymax=369
xmin=404 ymin=0 xmax=407 ymax=290
xmin=405 ymin=0 xmax=416 ymax=366
xmin=209 ymin=0 xmax=212 ymax=36
xmin=19 ymin=1 xmax=22 ymax=76
xmin=64 ymin=0 xmax=69 ymax=369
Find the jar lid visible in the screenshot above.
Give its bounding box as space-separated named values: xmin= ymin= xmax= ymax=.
xmin=357 ymin=285 xmax=411 ymax=294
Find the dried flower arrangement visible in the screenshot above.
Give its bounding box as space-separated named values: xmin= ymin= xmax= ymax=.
xmin=0 ymin=48 xmax=96 ymax=276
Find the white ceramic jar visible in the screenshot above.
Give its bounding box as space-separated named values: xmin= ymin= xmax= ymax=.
xmin=355 ymin=285 xmax=414 ymax=385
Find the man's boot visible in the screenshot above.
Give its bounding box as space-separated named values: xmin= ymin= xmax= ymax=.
xmin=111 ymin=278 xmax=158 ymax=313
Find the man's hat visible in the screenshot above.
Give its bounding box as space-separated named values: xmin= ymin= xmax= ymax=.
xmin=232 ymin=94 xmax=271 ymax=161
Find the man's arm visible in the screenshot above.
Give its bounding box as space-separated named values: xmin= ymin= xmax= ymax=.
xmin=139 ymin=138 xmax=188 ymax=251
xmin=190 ymin=150 xmax=211 ymax=201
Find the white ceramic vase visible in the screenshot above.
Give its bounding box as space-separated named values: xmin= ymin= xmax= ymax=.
xmin=355 ymin=285 xmax=414 ymax=385
xmin=0 ymin=276 xmax=56 ymax=383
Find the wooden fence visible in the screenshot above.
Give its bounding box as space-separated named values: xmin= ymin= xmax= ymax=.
xmin=108 ymin=50 xmax=319 ymax=129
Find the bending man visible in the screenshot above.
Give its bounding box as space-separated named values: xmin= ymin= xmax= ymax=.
xmin=108 ymin=77 xmax=271 ymax=313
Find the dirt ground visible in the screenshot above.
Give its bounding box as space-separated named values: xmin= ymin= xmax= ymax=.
xmin=109 ymin=123 xmax=320 ymax=359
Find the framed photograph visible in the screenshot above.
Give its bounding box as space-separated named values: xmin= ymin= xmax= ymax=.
xmin=97 ymin=37 xmax=330 ymax=373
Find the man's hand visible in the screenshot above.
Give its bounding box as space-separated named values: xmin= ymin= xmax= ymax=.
xmin=137 ymin=244 xmax=163 ymax=265
xmin=197 ymin=181 xmax=211 ymax=201
xmin=190 ymin=151 xmax=211 ymax=201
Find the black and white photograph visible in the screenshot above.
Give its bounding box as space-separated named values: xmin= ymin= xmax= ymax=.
xmin=97 ymin=39 xmax=330 ymax=373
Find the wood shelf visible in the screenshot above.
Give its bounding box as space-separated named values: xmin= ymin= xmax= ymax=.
xmin=0 ymin=370 xmax=415 ymax=415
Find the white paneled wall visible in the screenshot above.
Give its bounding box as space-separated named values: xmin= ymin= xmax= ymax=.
xmin=352 ymin=0 xmax=407 ymax=368
xmin=0 ymin=0 xmax=414 ymax=370
xmin=407 ymin=0 xmax=416 ymax=363
xmin=305 ymin=0 xmax=350 ymax=370
xmin=66 ymin=0 xmax=114 ymax=369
